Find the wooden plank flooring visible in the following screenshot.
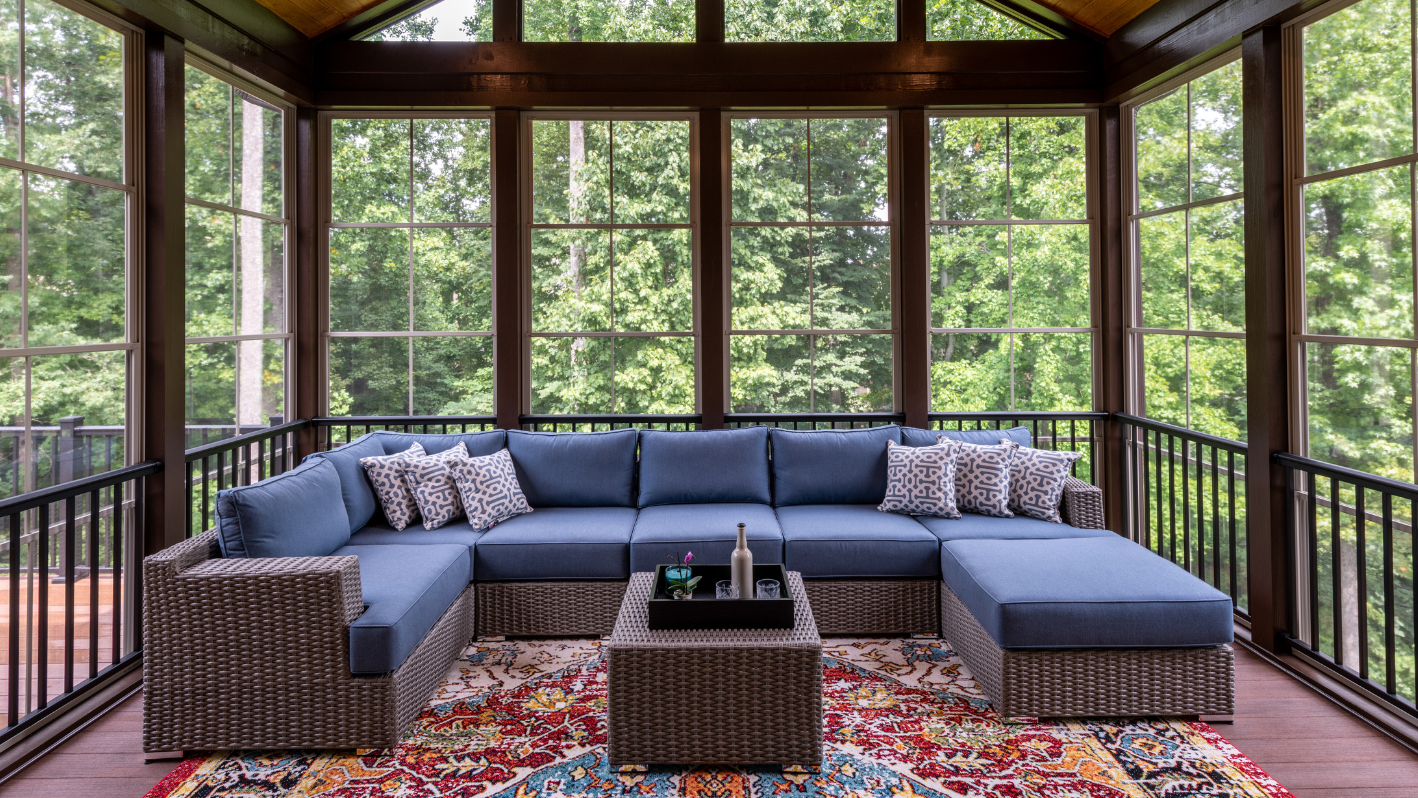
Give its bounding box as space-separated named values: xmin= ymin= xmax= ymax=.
xmin=0 ymin=645 xmax=1413 ymax=797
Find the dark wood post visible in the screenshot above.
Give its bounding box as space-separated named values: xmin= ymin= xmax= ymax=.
xmin=898 ymin=108 xmax=929 ymax=429
xmin=1096 ymin=105 xmax=1127 ymax=534
xmin=294 ymin=105 xmax=319 ymax=454
xmin=493 ymin=0 xmax=519 ymax=41
xmin=898 ymin=0 xmax=927 ymax=42
xmin=697 ymin=0 xmax=724 ymax=43
xmin=699 ymin=109 xmax=726 ymax=429
xmin=142 ymin=31 xmax=186 ymax=555
xmin=1242 ymin=24 xmax=1292 ymax=654
xmin=493 ymin=108 xmax=522 ymax=430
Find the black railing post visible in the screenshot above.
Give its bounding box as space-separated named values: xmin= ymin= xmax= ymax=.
xmin=57 ymin=416 xmax=81 ymax=485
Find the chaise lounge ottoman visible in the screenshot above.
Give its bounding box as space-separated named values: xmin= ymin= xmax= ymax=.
xmin=940 ymin=535 xmax=1235 ymax=718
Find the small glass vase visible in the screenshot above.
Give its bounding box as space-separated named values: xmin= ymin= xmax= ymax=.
xmin=666 ymin=566 xmax=691 ymax=583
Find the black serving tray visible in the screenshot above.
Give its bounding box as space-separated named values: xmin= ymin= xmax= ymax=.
xmin=648 ymin=563 xmax=794 ymax=630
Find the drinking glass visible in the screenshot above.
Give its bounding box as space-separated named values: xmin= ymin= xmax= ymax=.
xmin=756 ymin=579 xmax=780 ymax=599
xmin=716 ymin=580 xmax=739 ymax=599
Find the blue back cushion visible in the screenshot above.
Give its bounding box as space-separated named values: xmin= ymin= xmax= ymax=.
xmin=768 ymin=425 xmax=902 ymax=507
xmin=902 ymin=426 xmax=1031 ymax=448
xmin=637 ymin=427 xmax=770 ymax=508
xmin=216 ymin=458 xmax=351 ymax=559
xmin=506 ymin=429 xmax=638 ymax=507
xmin=375 ymin=429 xmax=506 ymax=457
xmin=301 ymin=433 xmax=385 ymax=533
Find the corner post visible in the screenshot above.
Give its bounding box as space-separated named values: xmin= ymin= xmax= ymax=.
xmin=1096 ymin=105 xmax=1127 ymax=534
xmin=898 ymin=108 xmax=929 ymax=430
xmin=493 ymin=108 xmax=523 ymax=431
xmin=295 ymin=106 xmax=319 ymax=455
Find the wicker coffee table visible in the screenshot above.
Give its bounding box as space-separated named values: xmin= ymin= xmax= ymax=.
xmin=605 ymin=571 xmax=823 ymax=766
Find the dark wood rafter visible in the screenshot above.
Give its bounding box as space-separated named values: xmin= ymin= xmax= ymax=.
xmin=978 ymin=0 xmax=1106 ymax=42
xmin=1241 ymin=24 xmax=1292 ymax=655
xmin=698 ymin=109 xmax=727 ymax=429
xmin=1095 ymin=104 xmax=1127 ymax=536
xmin=898 ymin=108 xmax=929 ymax=430
xmin=142 ymin=31 xmax=187 ymax=557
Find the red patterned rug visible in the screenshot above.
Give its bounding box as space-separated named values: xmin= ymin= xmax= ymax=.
xmin=146 ymin=637 xmax=1293 ymax=797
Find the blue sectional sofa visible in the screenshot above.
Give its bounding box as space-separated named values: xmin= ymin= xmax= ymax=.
xmin=142 ymin=423 xmax=1234 ymax=752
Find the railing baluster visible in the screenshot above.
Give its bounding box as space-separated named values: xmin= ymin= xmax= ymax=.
xmin=37 ymin=502 xmax=48 ymax=710
xmin=1331 ymin=476 xmax=1343 ymax=667
xmin=1356 ymin=486 xmax=1368 ymax=680
xmin=112 ymin=479 xmax=122 ymax=668
xmin=8 ymin=513 xmax=19 ymax=727
xmin=63 ymin=495 xmax=75 ymax=694
xmin=1307 ymin=469 xmax=1319 ymax=650
xmin=88 ymin=488 xmax=99 ymax=680
xmin=1168 ymin=433 xmax=1177 ymax=565
xmin=1228 ymin=450 xmax=1237 ymax=603
xmin=185 ymin=461 xmax=194 ymax=539
xmin=1142 ymin=427 xmax=1152 ymax=550
xmin=1382 ymin=491 xmax=1395 ymax=695
xmin=1211 ymin=444 xmax=1221 ymax=592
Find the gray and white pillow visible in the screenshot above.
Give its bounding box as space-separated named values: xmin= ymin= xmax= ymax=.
xmin=1002 ymin=440 xmax=1084 ymax=524
xmin=948 ymin=438 xmax=1016 ymax=518
xmin=400 ymin=444 xmax=471 ymax=530
xmin=450 ymin=448 xmax=532 ymax=531
xmin=359 ymin=442 xmax=427 ymax=531
xmin=877 ymin=440 xmax=960 ymax=519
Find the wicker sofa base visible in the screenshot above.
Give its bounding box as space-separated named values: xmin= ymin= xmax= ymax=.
xmin=941 ymin=584 xmax=1235 ymax=718
xmin=476 ymin=580 xmax=628 ymax=636
xmin=800 ymin=579 xmax=939 ymax=635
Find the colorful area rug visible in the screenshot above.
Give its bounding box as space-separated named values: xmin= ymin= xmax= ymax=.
xmin=146 ymin=637 xmax=1293 ymax=797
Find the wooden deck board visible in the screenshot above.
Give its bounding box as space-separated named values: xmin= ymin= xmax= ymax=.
xmin=0 ymin=644 xmax=1410 ymax=797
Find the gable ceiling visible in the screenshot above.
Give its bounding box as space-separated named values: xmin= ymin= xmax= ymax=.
xmin=253 ymin=0 xmax=1161 ymax=39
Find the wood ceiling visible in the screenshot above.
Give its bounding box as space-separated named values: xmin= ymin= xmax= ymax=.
xmin=253 ymin=0 xmax=1162 ymax=39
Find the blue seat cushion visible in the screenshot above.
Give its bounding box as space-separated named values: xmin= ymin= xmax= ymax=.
xmin=769 ymin=426 xmax=902 ymax=507
xmin=778 ymin=504 xmax=940 ymax=578
xmin=475 ymin=507 xmax=635 ymax=580
xmin=637 ymin=427 xmax=770 ymax=507
xmin=332 ymin=543 xmax=469 ymax=674
xmin=506 ymin=429 xmax=638 ymax=507
xmin=630 ymin=503 xmax=782 ymax=573
xmin=374 ymin=429 xmax=506 ymax=458
xmin=941 ymin=536 xmax=1234 ymax=649
xmin=919 ymin=513 xmax=1115 ymax=542
xmin=302 ymin=433 xmax=385 ymax=533
xmin=902 ymin=426 xmax=1031 ymax=448
xmin=345 ymin=520 xmax=484 ymax=581
xmin=216 ymin=458 xmax=351 ymax=559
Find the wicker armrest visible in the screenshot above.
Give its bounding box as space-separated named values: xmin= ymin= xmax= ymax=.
xmin=1060 ymin=475 xmax=1105 ymax=529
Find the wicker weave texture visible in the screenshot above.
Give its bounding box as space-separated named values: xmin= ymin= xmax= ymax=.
xmin=142 ymin=531 xmax=475 ymax=752
xmin=941 ymin=584 xmax=1234 ymax=717
xmin=801 ymin=579 xmax=938 ymax=635
xmin=606 ymin=572 xmax=822 ymax=766
xmin=1061 ymin=476 xmax=1106 ymax=530
xmin=476 ymin=580 xmax=627 ymax=636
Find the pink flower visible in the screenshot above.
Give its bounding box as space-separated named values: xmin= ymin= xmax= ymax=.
xmin=684 ymin=551 xmax=693 ymax=564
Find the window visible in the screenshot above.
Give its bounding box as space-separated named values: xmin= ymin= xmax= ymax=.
xmin=524 ymin=0 xmax=693 ymax=41
xmin=528 ymin=114 xmax=695 ymax=413
xmin=928 ymin=114 xmax=1093 ymax=412
xmin=1299 ymin=0 xmax=1418 ymax=482
xmin=726 ymin=0 xmax=895 ymax=41
xmin=0 ymin=0 xmax=134 ymax=498
xmin=928 ymin=0 xmax=1050 ymax=40
xmin=365 ymin=0 xmax=492 ymax=41
xmin=184 ymin=63 xmax=290 ymax=448
xmin=326 ymin=115 xmax=494 ymax=417
xmin=1127 ymin=59 xmax=1245 ymax=442
xmin=729 ymin=114 xmax=894 ymax=413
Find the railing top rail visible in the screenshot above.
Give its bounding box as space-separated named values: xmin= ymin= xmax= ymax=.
xmin=1274 ymin=451 xmax=1418 ymax=501
xmin=312 ymin=415 xmax=499 ymax=426
xmin=929 ymin=411 xmax=1108 ymax=422
xmin=0 ymin=460 xmax=161 ymax=515
xmin=521 ymin=414 xmax=701 ymax=424
xmin=726 ymin=412 xmax=904 ymax=421
xmin=1115 ymin=412 xmax=1248 ymax=455
xmin=184 ymin=419 xmax=309 ymax=462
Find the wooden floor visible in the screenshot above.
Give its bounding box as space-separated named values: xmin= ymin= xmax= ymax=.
xmin=0 ymin=645 xmax=1414 ymax=797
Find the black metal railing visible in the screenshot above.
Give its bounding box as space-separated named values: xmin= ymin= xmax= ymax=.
xmin=931 ymin=411 xmax=1107 ymax=485
xmin=522 ymin=414 xmax=701 ymax=432
xmin=725 ymin=412 xmax=904 ymax=429
xmin=184 ymin=421 xmax=307 ymax=539
xmin=312 ymin=415 xmax=499 ymax=451
xmin=1118 ymin=413 xmax=1249 ymax=616
xmin=1275 ymin=452 xmax=1418 ymax=718
xmin=0 ymin=460 xmax=159 ymax=742
xmin=0 ymin=420 xmax=126 ymax=501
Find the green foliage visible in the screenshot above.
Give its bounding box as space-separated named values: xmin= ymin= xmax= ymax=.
xmin=525 ymin=0 xmax=692 ymax=41
xmin=726 ymin=0 xmax=894 ymax=41
xmin=928 ymin=0 xmax=1048 ymax=40
xmin=367 ymin=0 xmax=492 ymax=41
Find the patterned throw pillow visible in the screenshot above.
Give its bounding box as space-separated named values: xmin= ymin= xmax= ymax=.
xmin=401 ymin=444 xmax=471 ymax=530
xmin=877 ymin=441 xmax=960 ymax=519
xmin=359 ymin=442 xmax=427 ymax=531
xmin=948 ymin=438 xmax=1017 ymax=518
xmin=1001 ymin=440 xmax=1084 ymax=524
xmin=449 ymin=448 xmax=533 ymax=531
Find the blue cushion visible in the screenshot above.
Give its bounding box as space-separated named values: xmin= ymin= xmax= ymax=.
xmin=637 ymin=427 xmax=770 ymax=508
xmin=777 ymin=504 xmax=940 ymax=578
xmin=302 ymin=434 xmax=385 ymax=533
xmin=475 ymin=507 xmax=635 ymax=580
xmin=941 ymin=536 xmax=1234 ymax=649
xmin=630 ymin=503 xmax=782 ymax=572
xmin=919 ymin=513 xmax=1115 ymax=541
xmin=506 ymin=429 xmax=638 ymax=507
xmin=912 ymin=426 xmax=1031 ymax=447
xmin=216 ymin=458 xmax=351 ymax=559
xmin=769 ymin=426 xmax=902 ymax=507
xmin=375 ymin=429 xmax=506 ymax=457
xmin=332 ymin=543 xmax=469 ymax=674
xmin=345 ymin=520 xmax=484 ymax=581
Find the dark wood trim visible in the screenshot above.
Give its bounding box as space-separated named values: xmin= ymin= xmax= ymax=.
xmin=492 ymin=109 xmax=521 ymax=430
xmin=294 ymin=106 xmax=319 ymax=454
xmin=898 ymin=108 xmax=928 ymax=430
xmin=493 ymin=0 xmax=519 ymax=42
xmin=698 ymin=109 xmax=726 ymax=429
xmin=1095 ymin=104 xmax=1127 ymax=535
xmin=977 ymin=0 xmax=1104 ymax=42
xmin=312 ymin=0 xmax=440 ymax=44
xmin=696 ymin=0 xmax=724 ymax=44
xmin=898 ymin=0 xmax=926 ymax=44
xmin=141 ymin=30 xmax=186 ymax=557
xmin=1241 ymin=25 xmax=1292 ymax=655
